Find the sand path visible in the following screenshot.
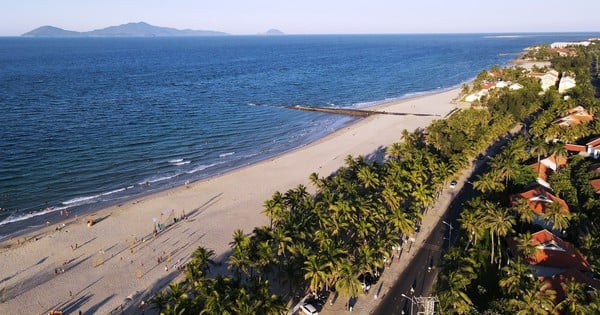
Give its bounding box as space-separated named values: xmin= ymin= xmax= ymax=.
xmin=0 ymin=88 xmax=458 ymax=315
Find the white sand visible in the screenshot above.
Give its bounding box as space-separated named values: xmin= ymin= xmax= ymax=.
xmin=0 ymin=88 xmax=459 ymax=314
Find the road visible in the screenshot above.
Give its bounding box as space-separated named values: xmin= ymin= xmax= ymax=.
xmin=373 ymin=130 xmax=518 ymax=315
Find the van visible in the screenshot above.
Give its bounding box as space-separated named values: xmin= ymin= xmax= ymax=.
xmin=300 ymin=303 xmax=318 ymax=315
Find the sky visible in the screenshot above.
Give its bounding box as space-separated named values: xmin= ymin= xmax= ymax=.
xmin=1 ymin=0 xmax=599 ymax=36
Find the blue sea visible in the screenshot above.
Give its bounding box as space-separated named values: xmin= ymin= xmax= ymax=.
xmin=0 ymin=33 xmax=596 ymax=237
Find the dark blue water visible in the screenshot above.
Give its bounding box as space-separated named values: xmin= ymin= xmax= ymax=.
xmin=0 ymin=33 xmax=596 ymax=234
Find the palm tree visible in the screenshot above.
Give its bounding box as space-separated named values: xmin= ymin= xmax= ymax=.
xmin=530 ymin=137 xmax=549 ymax=176
xmin=512 ymin=198 xmax=536 ymax=225
xmin=555 ymin=278 xmax=593 ymax=315
xmin=508 ymin=281 xmax=556 ymax=315
xmin=486 ymin=203 xmax=515 ymax=265
xmin=543 ymin=201 xmax=571 ymax=232
xmin=334 ymin=261 xmax=361 ymax=304
xmin=499 ymin=257 xmax=534 ymax=295
xmin=473 ymin=170 xmax=506 ymax=193
xmin=514 ymin=231 xmax=537 ymax=258
xmin=304 ymin=254 xmax=331 ymax=293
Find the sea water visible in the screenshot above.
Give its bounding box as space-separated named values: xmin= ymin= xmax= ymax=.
xmin=0 ymin=33 xmax=596 ymax=236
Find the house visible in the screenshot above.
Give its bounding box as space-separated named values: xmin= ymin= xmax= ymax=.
xmin=509 ymin=83 xmax=523 ymax=91
xmin=564 ymin=136 xmax=600 ymax=159
xmin=464 ymin=90 xmax=488 ymax=103
xmin=507 ymin=229 xmax=600 ymax=305
xmin=586 ymin=137 xmax=600 ymax=159
xmin=530 ymin=154 xmax=568 ymax=189
xmin=553 ymin=106 xmax=594 ymax=127
xmin=528 ymin=70 xmax=559 ymax=92
xmin=495 ymin=80 xmax=509 ymax=89
xmin=511 ymin=186 xmax=570 ymax=232
xmin=558 ymin=75 xmax=576 ymax=94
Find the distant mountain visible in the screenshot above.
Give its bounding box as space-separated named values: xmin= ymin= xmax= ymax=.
xmin=22 ymin=22 xmax=228 ymax=37
xmin=22 ymin=25 xmax=82 ymax=37
xmin=263 ymin=29 xmax=285 ymax=35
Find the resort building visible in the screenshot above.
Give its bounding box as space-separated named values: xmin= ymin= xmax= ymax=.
xmin=510 ymin=186 xmax=570 ymax=232
xmin=558 ymin=74 xmax=576 ymax=94
xmin=464 ymin=82 xmax=496 ymax=103
xmin=550 ymin=41 xmax=591 ymax=48
xmin=530 ymin=154 xmax=568 ymax=189
xmin=507 ymin=229 xmax=600 ymax=305
xmin=528 ymin=70 xmax=559 ymax=92
xmin=509 ymin=83 xmax=523 ymax=91
xmin=552 ymin=106 xmax=594 ymax=127
xmin=564 ymin=136 xmax=600 ymax=159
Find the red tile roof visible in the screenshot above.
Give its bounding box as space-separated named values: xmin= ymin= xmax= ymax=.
xmin=587 ymin=137 xmax=600 ymax=147
xmin=590 ymin=179 xmax=600 ymax=194
xmin=541 ymin=268 xmax=600 ymax=303
xmin=542 ymin=154 xmax=568 ymax=171
xmin=511 ymin=186 xmax=570 ymax=215
xmin=564 ymin=144 xmax=587 ymax=152
xmin=590 ymin=163 xmax=600 ymax=173
xmin=531 ymin=162 xmax=552 ymax=183
xmin=481 ymin=82 xmax=496 ymax=90
xmin=554 ymin=106 xmax=594 ymax=127
xmin=529 ymin=229 xmax=590 ymax=272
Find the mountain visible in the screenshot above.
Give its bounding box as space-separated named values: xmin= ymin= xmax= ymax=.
xmin=263 ymin=29 xmax=285 ymax=35
xmin=22 ymin=25 xmax=82 ymax=37
xmin=22 ymin=22 xmax=228 ymax=37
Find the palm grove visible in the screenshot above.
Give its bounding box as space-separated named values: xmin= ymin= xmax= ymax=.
xmin=153 ymin=42 xmax=600 ymax=314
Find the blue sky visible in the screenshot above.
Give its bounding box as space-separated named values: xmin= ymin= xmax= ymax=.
xmin=2 ymin=0 xmax=598 ymax=36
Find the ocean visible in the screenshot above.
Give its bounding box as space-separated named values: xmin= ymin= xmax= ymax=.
xmin=0 ymin=33 xmax=596 ymax=237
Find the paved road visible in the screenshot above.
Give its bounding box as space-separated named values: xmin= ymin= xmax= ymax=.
xmin=372 ymin=131 xmax=518 ymax=315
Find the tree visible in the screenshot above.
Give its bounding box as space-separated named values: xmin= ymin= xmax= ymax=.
xmin=543 ymin=201 xmax=571 ymax=232
xmin=304 ymin=254 xmax=331 ymax=293
xmin=499 ymin=257 xmax=534 ymax=295
xmin=334 ymin=261 xmax=361 ymax=303
xmin=555 ymin=278 xmax=593 ymax=315
xmin=486 ymin=203 xmax=515 ymax=265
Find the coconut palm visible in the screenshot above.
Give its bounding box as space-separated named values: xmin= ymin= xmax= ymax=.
xmin=508 ymin=281 xmax=556 ymax=315
xmin=530 ymin=137 xmax=549 ymax=176
xmin=499 ymin=257 xmax=534 ymax=295
xmin=556 ymin=278 xmax=593 ymax=315
xmin=473 ymin=170 xmax=506 ymax=193
xmin=485 ymin=203 xmax=515 ymax=265
xmin=334 ymin=261 xmax=361 ymax=303
xmin=304 ymin=254 xmax=331 ymax=293
xmin=543 ymin=201 xmax=571 ymax=232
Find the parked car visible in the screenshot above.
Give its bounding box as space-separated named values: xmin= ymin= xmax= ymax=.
xmin=450 ymin=180 xmax=457 ymax=188
xmin=300 ymin=303 xmax=319 ymax=315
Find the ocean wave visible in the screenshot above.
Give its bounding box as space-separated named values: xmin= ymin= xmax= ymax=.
xmin=0 ymin=206 xmax=67 ymax=227
xmin=62 ymin=194 xmax=101 ymax=206
xmin=186 ymin=162 xmax=221 ymax=174
xmin=219 ymin=152 xmax=235 ymax=158
xmin=168 ymin=158 xmax=184 ymax=163
xmin=173 ymin=161 xmax=191 ymax=166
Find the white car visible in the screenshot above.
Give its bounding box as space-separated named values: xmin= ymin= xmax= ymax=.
xmin=450 ymin=180 xmax=457 ymax=189
xmin=300 ymin=303 xmax=319 ymax=315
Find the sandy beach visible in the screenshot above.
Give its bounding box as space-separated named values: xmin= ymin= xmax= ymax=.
xmin=0 ymin=88 xmax=459 ymax=314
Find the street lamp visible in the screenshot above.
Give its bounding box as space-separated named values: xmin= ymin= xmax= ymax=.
xmin=400 ymin=293 xmax=415 ymax=315
xmin=442 ymin=220 xmax=454 ymax=245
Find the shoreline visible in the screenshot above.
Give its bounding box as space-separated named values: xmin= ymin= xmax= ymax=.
xmin=0 ymin=84 xmax=463 ymax=239
xmin=0 ymin=87 xmax=459 ymax=314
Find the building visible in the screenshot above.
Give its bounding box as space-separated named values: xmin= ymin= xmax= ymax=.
xmin=564 ymin=136 xmax=600 ymax=159
xmin=553 ymin=106 xmax=594 ymax=127
xmin=508 ymin=230 xmax=600 ymax=305
xmin=530 ymin=154 xmax=568 ymax=189
xmin=509 ymin=83 xmax=523 ymax=91
xmin=528 ymin=70 xmax=559 ymax=92
xmin=550 ymin=41 xmax=591 ymax=48
xmin=511 ymin=186 xmax=570 ymax=232
xmin=558 ymin=75 xmax=576 ymax=94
